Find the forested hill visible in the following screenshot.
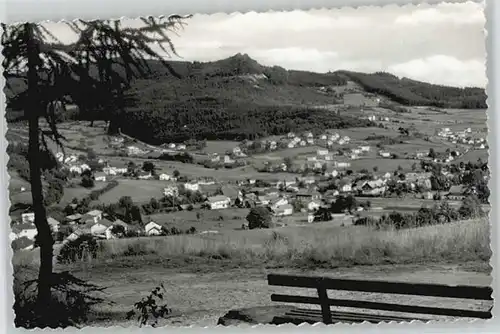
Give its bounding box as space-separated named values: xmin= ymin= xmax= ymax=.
xmin=336 ymin=70 xmax=486 ymax=109
xmin=6 ymin=53 xmax=487 ymax=144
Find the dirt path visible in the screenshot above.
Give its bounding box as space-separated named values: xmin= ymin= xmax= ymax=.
xmin=80 ymin=262 xmax=492 ymax=327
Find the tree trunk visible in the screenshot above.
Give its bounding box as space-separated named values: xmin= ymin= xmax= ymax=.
xmin=26 ymin=23 xmax=54 ymax=325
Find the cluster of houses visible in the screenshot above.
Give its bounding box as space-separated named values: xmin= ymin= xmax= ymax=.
xmin=438 ymin=127 xmax=487 ymax=149
xmin=10 ymin=209 xmax=134 ymax=251
xmin=282 ymin=131 xmax=352 ymax=149
xmin=236 ymin=131 xmax=353 ymax=156
xmin=55 ymin=152 xmax=92 ymax=175
xmin=160 ymin=143 xmax=187 ymax=151
xmin=365 ymin=115 xmax=390 ymax=122
xmin=11 ymin=162 xmax=475 ymax=251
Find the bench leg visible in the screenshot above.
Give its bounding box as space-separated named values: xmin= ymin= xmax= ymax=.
xmin=317 ymin=286 xmax=332 ymax=324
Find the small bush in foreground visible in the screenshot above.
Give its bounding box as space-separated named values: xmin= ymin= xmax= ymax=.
xmin=126 ymin=283 xmax=171 ymax=327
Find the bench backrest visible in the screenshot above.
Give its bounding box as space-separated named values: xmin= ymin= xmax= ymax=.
xmin=268 ymin=274 xmax=493 ymax=324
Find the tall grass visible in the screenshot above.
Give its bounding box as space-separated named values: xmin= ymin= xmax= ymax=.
xmin=94 ymin=219 xmax=490 ymax=268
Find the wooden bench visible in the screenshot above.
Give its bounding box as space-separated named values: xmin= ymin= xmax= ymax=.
xmin=267 ymin=274 xmax=493 ymax=325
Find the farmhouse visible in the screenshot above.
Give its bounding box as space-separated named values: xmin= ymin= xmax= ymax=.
xmin=137 ymin=172 xmax=153 ymax=180
xmin=446 ymin=185 xmax=466 ymax=201
xmin=324 ymin=168 xmax=338 ymax=178
xmin=360 ymin=180 xmax=386 ymax=196
xmin=360 ymin=145 xmax=371 ymax=152
xmin=296 ymin=190 xmax=321 ymax=202
xmin=103 ymin=167 xmax=117 ymax=175
xmin=145 ymin=221 xmax=163 ymax=236
xmin=47 ymin=217 xmax=61 ymax=233
xmin=307 ymin=200 xmax=322 ymax=212
xmin=269 ymin=197 xmax=289 ymax=211
xmin=299 ymin=176 xmax=316 ymax=185
xmin=256 ymin=195 xmax=273 ymax=206
xmin=317 ymin=149 xmax=329 ymax=156
xmin=69 ymin=165 xmax=83 ymax=174
xmin=379 ymin=151 xmax=391 ymax=158
xmin=274 ymin=204 xmax=293 ymax=217
xmin=159 ymin=173 xmax=172 ymax=181
xmin=21 ymin=212 xmax=35 ymax=223
xmin=80 ymin=210 xmax=103 ymax=225
xmin=334 ymin=161 xmax=351 ymax=169
xmin=15 ymin=223 xmax=37 ymax=240
xmin=206 ymin=195 xmax=231 ymax=210
xmin=94 ymin=172 xmax=107 ymax=182
xmin=66 ymin=228 xmax=91 ymax=242
xmin=224 ymin=155 xmax=235 ymax=164
xmin=184 ymin=181 xmax=200 ymax=192
xmin=196 ymin=177 xmax=215 ymax=185
xmin=90 ymin=219 xmax=114 ymax=238
xmin=65 ymin=213 xmax=82 ymax=224
xmin=339 ymin=180 xmax=352 ymax=193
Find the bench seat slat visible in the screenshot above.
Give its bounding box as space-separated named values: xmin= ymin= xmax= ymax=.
xmin=287 ymin=308 xmax=429 ymax=322
xmin=268 ymin=274 xmax=493 ymax=300
xmin=271 ymin=294 xmax=492 ymax=319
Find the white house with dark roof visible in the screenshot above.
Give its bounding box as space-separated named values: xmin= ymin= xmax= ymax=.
xmin=94 ymin=172 xmax=107 ymax=182
xmin=21 ymin=212 xmax=35 ymax=224
xmin=159 ymin=173 xmax=172 ymax=181
xmin=145 ymin=221 xmax=163 ymax=236
xmin=206 ymin=195 xmax=231 ymax=210
xmin=15 ymin=223 xmax=38 ymax=240
xmin=47 ymin=217 xmax=61 ymax=233
xmin=274 ymin=204 xmax=293 ymax=217
xmin=184 ymin=181 xmax=200 ymax=192
xmin=90 ymin=218 xmax=114 ymax=238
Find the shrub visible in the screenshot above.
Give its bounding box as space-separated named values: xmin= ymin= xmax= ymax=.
xmin=57 ymin=234 xmax=99 ymax=264
xmin=246 ymin=207 xmax=273 ymax=229
xmin=126 ymin=284 xmax=171 ymax=327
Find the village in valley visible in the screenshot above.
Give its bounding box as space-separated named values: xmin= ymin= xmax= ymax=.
xmin=8 ymin=86 xmax=490 ymax=250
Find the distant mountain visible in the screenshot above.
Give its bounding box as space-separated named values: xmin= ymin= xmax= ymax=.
xmin=6 ymin=54 xmax=487 ymax=144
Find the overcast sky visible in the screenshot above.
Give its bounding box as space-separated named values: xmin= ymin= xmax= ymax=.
xmin=44 ymin=1 xmax=486 ymax=88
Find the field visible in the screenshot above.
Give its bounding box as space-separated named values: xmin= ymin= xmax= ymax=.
xmin=202 ymin=141 xmax=241 ymax=155
xmin=454 ymin=149 xmax=489 ymax=164
xmin=334 ymin=127 xmax=400 ymax=140
xmin=59 ymin=180 xmax=110 ymax=205
xmin=349 ymin=158 xmax=417 ymax=172
xmin=97 ymin=179 xmax=167 ymax=205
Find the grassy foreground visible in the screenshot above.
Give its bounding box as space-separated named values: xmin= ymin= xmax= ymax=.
xmin=13 ymin=219 xmax=491 ymax=271
xmin=99 ymin=219 xmax=490 ymax=268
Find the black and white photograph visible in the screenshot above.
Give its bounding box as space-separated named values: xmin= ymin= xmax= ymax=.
xmin=2 ymin=0 xmax=493 ymax=328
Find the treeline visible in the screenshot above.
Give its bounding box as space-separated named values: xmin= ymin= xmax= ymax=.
xmin=119 ymin=101 xmax=375 ymax=144
xmin=354 ymin=195 xmax=486 ymax=230
xmin=338 ymin=71 xmax=487 ymax=109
